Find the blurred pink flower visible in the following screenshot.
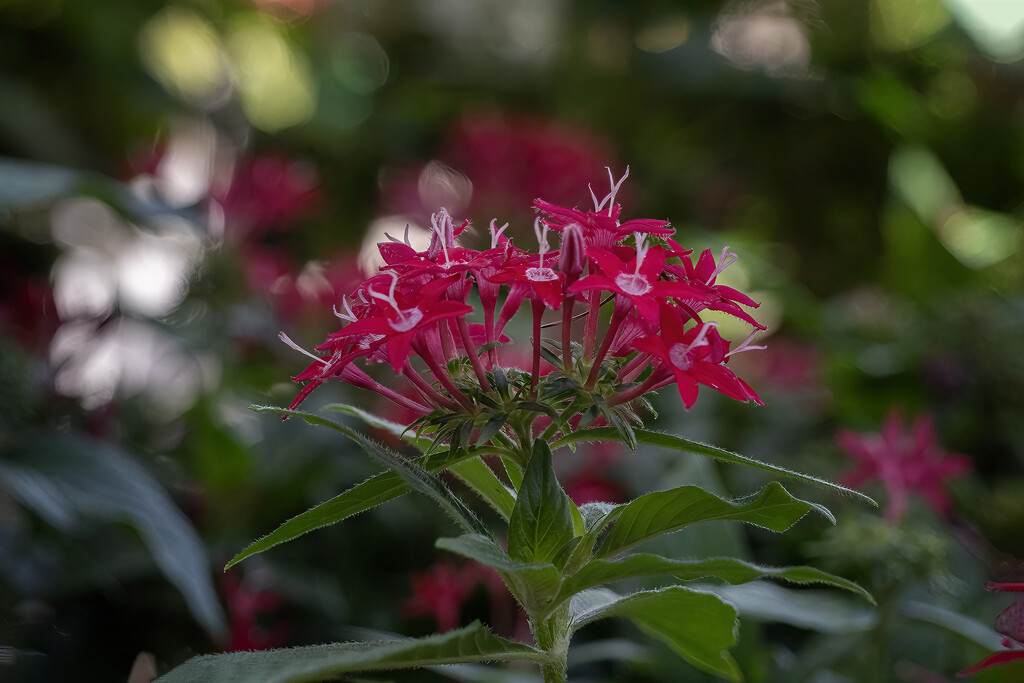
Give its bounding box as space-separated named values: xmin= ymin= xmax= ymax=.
xmin=835 ymin=410 xmax=971 ymax=523
xmin=221 ymin=572 xmax=293 ymax=652
xmin=403 ymin=562 xmax=506 ymax=633
xmin=0 ymin=262 xmax=58 ymax=353
xmin=214 ymin=156 xmax=321 ymax=239
xmin=446 ymin=113 xmax=615 ymax=216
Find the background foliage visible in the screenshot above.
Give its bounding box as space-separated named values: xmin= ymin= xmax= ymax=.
xmin=2 ymin=0 xmax=1024 ymax=680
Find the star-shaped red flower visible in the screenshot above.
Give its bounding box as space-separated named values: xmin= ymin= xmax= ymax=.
xmin=835 ymin=410 xmax=971 ymax=523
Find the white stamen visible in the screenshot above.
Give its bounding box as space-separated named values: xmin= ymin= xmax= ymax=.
xmin=668 ymin=321 xmax=719 ymax=370
xmin=533 ymin=217 xmax=550 ymax=270
xmin=634 ymin=232 xmax=649 ymax=276
xmin=366 ymin=272 xmax=404 ymax=316
xmin=725 ymin=330 xmax=767 ymax=358
xmin=279 ymin=331 xmax=328 ymax=365
xmin=489 ymin=219 xmax=509 ymax=250
xmin=333 ymin=296 xmax=358 ymax=322
xmin=706 ymin=245 xmax=738 ymax=284
xmin=589 ymin=183 xmax=602 ymax=212
xmin=590 ymin=166 xmax=630 ymax=214
xmin=431 ymin=210 xmax=453 ymax=266
xmin=384 ymin=224 xmax=413 ymax=246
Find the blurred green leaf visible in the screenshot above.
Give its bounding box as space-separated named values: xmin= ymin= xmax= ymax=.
xmin=0 ymin=434 xmax=226 ymax=637
xmin=694 ymin=582 xmax=878 ymax=633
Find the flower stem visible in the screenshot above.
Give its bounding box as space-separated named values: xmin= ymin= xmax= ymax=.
xmin=456 ymin=317 xmax=492 ymax=392
xmin=585 ymin=306 xmax=626 ymax=389
xmin=530 ymin=298 xmax=544 ymax=398
xmin=413 ymin=340 xmax=476 ymax=413
xmin=531 ymin=607 xmax=569 ymax=683
xmin=561 ymin=295 xmax=575 ymax=373
xmin=583 ymin=289 xmax=600 ymax=360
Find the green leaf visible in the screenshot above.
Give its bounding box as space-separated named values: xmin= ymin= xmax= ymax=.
xmin=552 ymin=427 xmax=876 ymax=505
xmin=556 ymin=554 xmax=873 ymax=605
xmin=155 ymin=620 xmax=547 ymax=683
xmin=226 ymin=448 xmax=476 ymax=569
xmin=0 ymin=435 xmax=226 ymax=638
xmin=436 ymin=534 xmax=561 ymax=614
xmin=572 ymin=586 xmax=741 ymax=681
xmin=507 ymin=440 xmax=575 ymax=564
xmin=539 ymin=346 xmax=562 ymax=369
xmin=252 ymin=406 xmax=489 ymax=537
xmin=895 ymin=601 xmax=1004 ymax=650
xmin=491 ymin=366 xmax=510 ymax=396
xmin=448 ymin=458 xmax=516 ymax=520
xmin=694 ymin=582 xmax=877 ymax=634
xmin=597 ymin=402 xmax=637 ymax=452
xmin=321 ymin=403 xmax=429 ymax=449
xmin=595 ymin=481 xmax=833 ymax=559
xmin=476 ymin=412 xmax=509 ymax=446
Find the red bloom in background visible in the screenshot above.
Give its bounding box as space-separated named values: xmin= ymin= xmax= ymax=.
xmin=445 ymin=112 xmax=615 ymax=216
xmin=213 ymin=155 xmax=320 ymax=239
xmin=221 ymin=573 xmax=293 ymax=652
xmin=403 ymin=562 xmax=507 ymax=633
xmin=835 ymin=410 xmax=971 ymax=523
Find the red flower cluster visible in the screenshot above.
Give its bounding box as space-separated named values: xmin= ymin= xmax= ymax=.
xmin=283 ymin=168 xmax=765 ymax=422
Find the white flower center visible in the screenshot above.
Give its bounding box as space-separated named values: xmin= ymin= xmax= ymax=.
xmin=388 ymin=307 xmax=424 ymax=332
xmin=614 ymin=273 xmax=651 ymax=296
xmin=526 ymin=267 xmax=559 ymax=282
xmin=669 ymin=342 xmax=693 ymax=370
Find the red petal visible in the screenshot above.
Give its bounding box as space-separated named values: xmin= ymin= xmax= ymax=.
xmin=958 ymin=649 xmax=1024 ymax=676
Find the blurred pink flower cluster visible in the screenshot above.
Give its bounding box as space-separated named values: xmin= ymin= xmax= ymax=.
xmin=836 ymin=410 xmax=971 ymax=523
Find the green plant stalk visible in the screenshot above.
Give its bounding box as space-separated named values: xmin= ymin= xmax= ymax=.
xmin=530 ymin=604 xmax=570 ymax=683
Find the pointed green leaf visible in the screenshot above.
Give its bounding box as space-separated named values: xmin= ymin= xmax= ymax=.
xmin=448 ymin=458 xmax=516 ymax=520
xmin=476 ymin=412 xmax=509 ymax=446
xmin=226 ymin=445 xmax=481 ymax=569
xmin=594 ymin=398 xmax=637 ymax=452
xmin=507 ymin=440 xmax=575 ymax=564
xmin=595 ymin=482 xmax=832 ymax=559
xmin=572 ymin=586 xmax=741 ymax=681
xmin=436 ymin=534 xmax=561 ymax=614
xmin=552 ymin=427 xmax=876 ymax=505
xmin=556 ymin=554 xmax=873 ymax=605
xmin=321 ymin=403 xmax=430 ymax=449
xmin=491 ymin=366 xmax=509 ymax=396
xmin=155 ymin=621 xmax=546 ymax=683
xmin=251 ymin=406 xmax=489 ymax=537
